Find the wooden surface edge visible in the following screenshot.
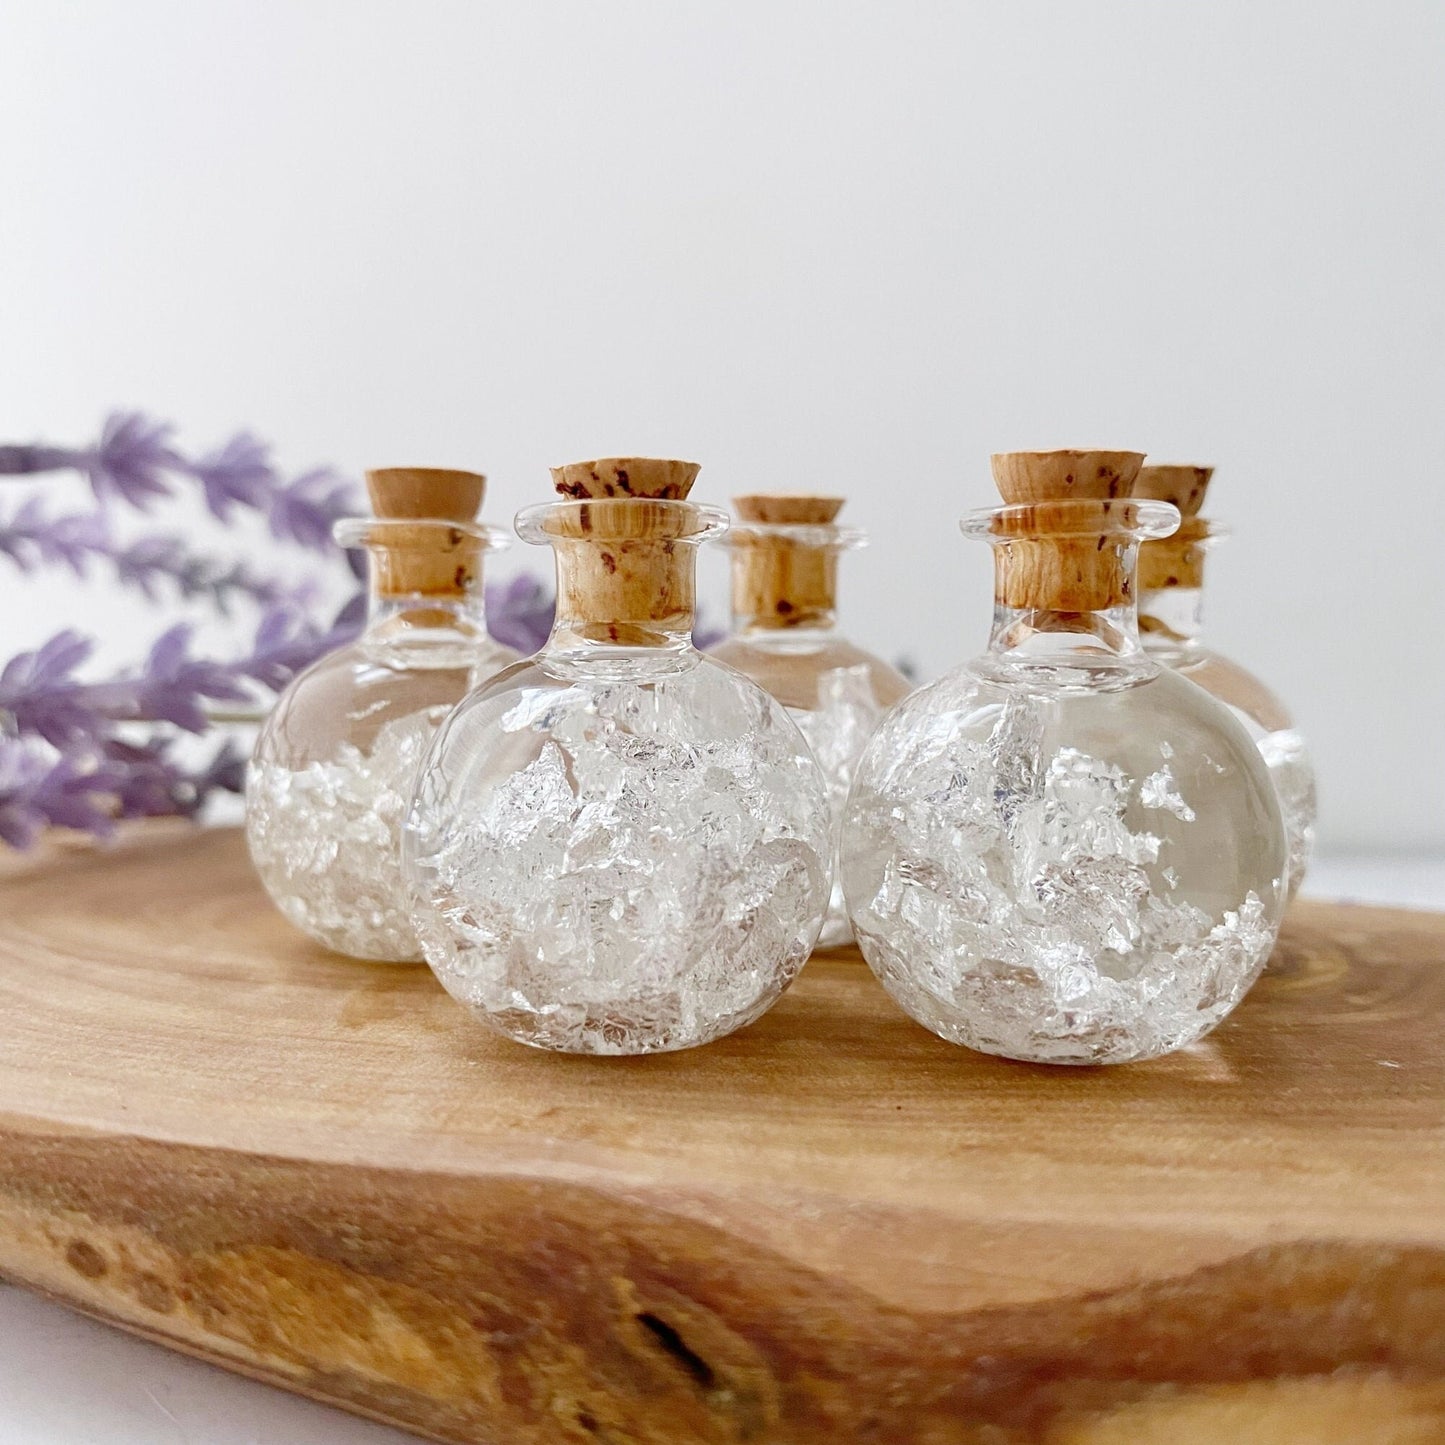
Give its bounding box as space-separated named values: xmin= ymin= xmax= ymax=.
xmin=2 ymin=1127 xmax=1443 ymax=1445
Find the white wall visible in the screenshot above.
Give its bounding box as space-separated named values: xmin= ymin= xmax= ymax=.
xmin=2 ymin=0 xmax=1442 ymax=853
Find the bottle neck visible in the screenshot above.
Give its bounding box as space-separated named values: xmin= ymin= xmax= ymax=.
xmin=728 ymin=539 xmax=839 ymax=634
xmin=548 ymin=535 xmax=697 ymax=652
xmin=987 ymin=600 xmax=1146 ymax=662
xmin=1138 ymin=524 xmax=1212 ymax=660
xmin=728 ymin=614 xmax=840 ymax=653
xmin=364 ymin=544 xmax=490 ymax=642
xmin=1139 ymin=583 xmax=1205 ymax=659
xmin=960 ymin=497 xmax=1181 ymax=674
xmin=985 ymin=533 xmax=1144 ymax=663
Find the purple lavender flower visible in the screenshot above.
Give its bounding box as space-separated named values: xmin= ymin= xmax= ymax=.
xmin=79 ymin=411 xmax=183 ymax=510
xmin=0 ymin=496 xmax=311 ymax=612
xmin=102 ymin=734 xmax=247 ymax=819
xmin=134 ymin=624 xmax=254 ymax=731
xmin=0 ymin=740 xmax=121 ymax=848
xmin=0 ymin=610 xmax=338 ymax=848
xmin=486 ymin=573 xmax=555 ymax=654
xmin=0 ymin=631 xmax=101 ymax=745
xmin=332 ymin=590 xmax=367 ymax=631
xmin=0 ymin=732 xmax=247 ymax=847
xmin=0 ymin=625 xmax=251 ymax=744
xmin=0 ymin=413 xmax=360 ymax=558
xmin=268 ymin=466 xmax=358 ymax=551
xmin=193 ymin=737 xmax=249 ymax=796
xmin=188 ymin=431 xmax=277 ymax=520
xmin=0 ymin=411 xmax=185 ymax=510
xmin=113 ymin=535 xmax=311 ymax=613
xmin=0 ymin=610 xmax=364 ymax=757
xmin=237 ymin=604 xmax=362 ymax=693
xmin=101 ymin=737 xmax=188 ymax=819
xmin=0 ymin=496 xmax=109 ymax=575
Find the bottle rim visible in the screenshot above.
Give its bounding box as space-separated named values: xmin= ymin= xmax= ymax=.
xmin=515 ymin=498 xmax=730 ymax=546
xmin=960 ymin=497 xmax=1180 ymax=543
xmin=332 ymin=517 xmax=511 ymax=551
xmin=724 ymin=522 xmax=868 ymax=551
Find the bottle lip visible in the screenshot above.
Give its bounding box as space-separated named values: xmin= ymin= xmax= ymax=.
xmin=1156 ymin=516 xmax=1231 ymax=545
xmin=515 ymin=498 xmax=730 ymax=545
xmin=724 ymin=522 xmax=868 ymax=551
xmin=332 ymin=517 xmax=511 ymax=551
xmin=960 ymin=497 xmax=1180 ymax=542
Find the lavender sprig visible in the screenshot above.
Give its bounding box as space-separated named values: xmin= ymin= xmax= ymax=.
xmin=187 ymin=431 xmax=276 ymax=520
xmin=266 ymin=466 xmax=358 ymax=551
xmin=235 ymin=603 xmax=362 ymax=692
xmin=485 ymin=574 xmax=555 ymax=655
xmin=0 ymin=443 xmax=75 ymax=476
xmin=0 ymin=627 xmax=250 ymax=745
xmin=84 ymin=411 xmax=185 ymax=509
xmin=0 ymin=411 xmax=190 ymax=510
xmin=0 ymin=495 xmax=311 ymax=613
xmin=0 ymin=607 xmax=357 ymax=848
xmin=112 ymin=537 xmax=312 ymax=614
xmin=101 ymin=734 xmax=248 ymax=819
xmin=0 ymin=496 xmax=108 ymax=573
xmin=0 ymin=733 xmax=245 ymax=848
xmin=0 ymin=411 xmax=183 ymax=510
xmin=0 ymin=607 xmax=365 ymax=757
xmin=0 ymin=740 xmax=122 ymax=848
xmin=1 ymin=410 xmax=360 ymax=556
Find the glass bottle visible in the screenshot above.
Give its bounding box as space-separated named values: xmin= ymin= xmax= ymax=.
xmin=247 ymin=467 xmax=518 ymax=961
xmin=403 ymin=457 xmax=833 ymax=1054
xmin=1135 ymin=464 xmax=1316 ymax=901
xmin=710 ymin=494 xmax=910 ymax=948
xmin=842 ymin=450 xmax=1288 ymax=1065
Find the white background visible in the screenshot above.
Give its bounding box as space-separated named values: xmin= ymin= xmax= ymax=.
xmin=2 ymin=4 xmax=1442 ymax=844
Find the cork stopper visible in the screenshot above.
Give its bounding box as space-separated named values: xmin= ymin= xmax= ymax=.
xmin=531 ymin=458 xmax=718 ymax=642
xmin=361 ymin=467 xmax=488 ymax=600
xmin=366 ymin=467 xmax=486 ymax=522
xmin=730 ymin=494 xmax=849 ymax=628
xmin=991 ymin=450 xmax=1145 ymax=505
xmin=987 ymin=450 xmax=1152 ymax=612
xmin=550 ymin=457 xmax=700 ymax=501
xmin=1134 ymin=464 xmax=1214 ymax=519
xmin=734 ymin=494 xmax=844 ymax=525
xmin=1136 ymin=465 xmax=1216 ymax=592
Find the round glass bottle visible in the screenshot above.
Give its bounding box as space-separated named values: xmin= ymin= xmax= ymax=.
xmin=403 ymin=457 xmax=833 ymax=1055
xmin=710 ymin=494 xmax=910 ymax=948
xmin=1135 ymin=464 xmax=1316 ymax=901
xmin=246 ymin=467 xmax=518 ymax=961
xmin=842 ymin=450 xmax=1288 ymax=1065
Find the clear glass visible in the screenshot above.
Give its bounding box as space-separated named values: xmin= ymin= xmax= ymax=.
xmin=246 ymin=519 xmax=518 ymax=961
xmin=1139 ymin=527 xmax=1316 ymax=901
xmin=842 ymin=499 xmax=1289 ymax=1065
xmin=711 ymin=523 xmax=911 ymax=948
xmin=403 ymin=500 xmax=833 ymax=1054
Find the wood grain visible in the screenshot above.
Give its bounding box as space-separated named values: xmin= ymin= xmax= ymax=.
xmin=0 ymin=827 xmax=1442 ymax=1443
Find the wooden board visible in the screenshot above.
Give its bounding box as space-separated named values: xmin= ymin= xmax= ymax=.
xmin=0 ymin=827 xmax=1442 ymax=1444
